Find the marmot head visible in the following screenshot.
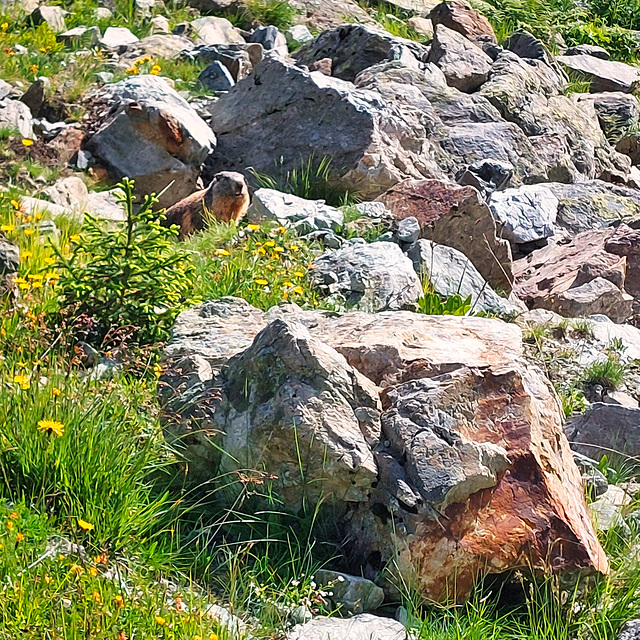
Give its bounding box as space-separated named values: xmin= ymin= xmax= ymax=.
xmin=208 ymin=171 xmax=249 ymax=199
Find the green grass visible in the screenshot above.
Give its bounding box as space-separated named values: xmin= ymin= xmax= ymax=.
xmin=246 ymin=0 xmax=300 ymax=29
xmin=581 ymin=357 xmax=627 ymax=392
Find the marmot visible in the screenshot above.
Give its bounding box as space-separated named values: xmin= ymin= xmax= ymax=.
xmin=163 ymin=171 xmax=250 ymax=239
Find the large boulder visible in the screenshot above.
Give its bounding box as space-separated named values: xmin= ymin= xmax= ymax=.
xmin=287 ymin=614 xmax=407 ymax=640
xmin=311 ymin=242 xmax=423 ymax=311
xmin=160 ymin=298 xmax=608 ymax=602
xmin=377 ymin=179 xmax=513 ymax=292
xmin=294 ymin=24 xmax=430 ymax=83
xmin=557 ymin=55 xmax=640 ymax=93
xmin=427 ymin=24 xmax=493 ymax=93
xmin=207 ymin=57 xmax=443 ymax=200
xmin=85 ymin=75 xmax=216 ymax=208
xmin=0 ymin=98 xmax=33 ymax=139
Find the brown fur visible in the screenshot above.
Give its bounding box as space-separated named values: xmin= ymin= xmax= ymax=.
xmin=163 ymin=171 xmax=250 ymax=239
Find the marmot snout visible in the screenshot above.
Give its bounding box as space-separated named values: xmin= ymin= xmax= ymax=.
xmin=163 ymin=171 xmax=250 ymax=239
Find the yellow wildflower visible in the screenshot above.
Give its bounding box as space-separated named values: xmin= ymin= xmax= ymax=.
xmin=290 ymin=244 xmax=299 ymax=252
xmin=150 ymin=64 xmax=161 ymax=75
xmin=30 ymin=65 xmax=38 ymax=75
xmin=247 ymin=224 xmax=260 ymax=231
xmin=45 ymin=271 xmax=60 ymax=280
xmin=294 ymin=271 xmax=305 ymax=278
xmin=89 ymin=566 xmax=98 ymax=577
xmin=78 ymin=519 xmax=94 ymax=531
xmin=21 ymin=251 xmax=32 ymax=259
xmin=16 ymin=532 xmax=23 ymax=542
xmin=53 ymin=387 xmax=61 ymax=397
xmin=153 ymin=363 xmax=162 ymax=378
xmin=10 ymin=200 xmax=20 ymax=209
xmin=31 ymin=280 xmax=42 ymax=289
xmin=18 ymin=283 xmax=29 ymax=291
xmin=1 ymin=23 xmax=8 ymax=31
xmin=23 ymin=228 xmax=35 ymax=236
xmin=155 ymin=616 xmax=166 ymax=626
xmin=6 ymin=521 xmax=12 ymax=530
xmin=70 ymin=564 xmax=84 ymax=575
xmin=13 ymin=374 xmax=30 ymax=389
xmin=125 ymin=66 xmax=138 ymax=75
xmin=278 ymin=226 xmax=286 ymax=233
xmin=1 ymin=224 xmax=14 ymax=232
xmin=70 ymin=234 xmax=80 ymax=243
xmin=21 ymin=138 xmax=33 ymax=147
xmin=10 ymin=512 xmax=18 ymax=520
xmin=114 ymin=595 xmax=125 ymax=609
xmin=284 ymin=281 xmax=294 ymax=288
xmin=293 ymin=286 xmax=304 ymax=294
xmin=93 ymin=591 xmax=101 ymax=603
xmin=44 ymin=257 xmax=55 ymax=265
xmin=14 ymin=277 xmax=25 ymax=284
xmin=254 ymin=279 xmax=268 ymax=286
xmin=265 ymin=241 xmax=275 ymax=247
xmin=274 ymin=246 xmax=284 ymax=253
xmin=256 ymin=247 xmax=266 ymax=255
xmin=28 ymin=274 xmax=43 ymax=280
xmin=44 ymin=574 xmax=53 ymax=584
xmin=37 ymin=420 xmax=64 ymax=437
xmin=215 ymin=248 xmax=230 ymax=256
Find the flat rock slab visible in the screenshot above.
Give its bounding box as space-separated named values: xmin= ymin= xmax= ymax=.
xmin=557 ymin=55 xmax=640 ymax=93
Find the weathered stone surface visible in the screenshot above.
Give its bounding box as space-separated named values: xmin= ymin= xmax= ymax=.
xmin=288 ymin=0 xmax=377 ymax=30
xmin=248 ymin=188 xmax=343 ymax=232
xmin=161 ymin=299 xmax=608 ymax=602
xmin=205 ymin=604 xmax=247 ymax=637
xmin=0 ymin=98 xmax=33 ymax=139
xmin=567 ymin=403 xmax=640 ymax=463
xmin=551 ymin=277 xmax=633 ymax=323
xmin=30 ymin=5 xmax=67 ymax=32
xmin=121 ymin=35 xmax=194 ymax=62
xmin=0 ymin=239 xmax=19 ymax=276
xmin=566 ymin=44 xmax=610 ymax=60
xmin=489 ymin=185 xmax=558 ymax=245
xmin=407 ymin=239 xmax=515 ymax=314
xmin=86 ymin=75 xmax=216 ymax=208
xmin=286 ymin=25 xmax=314 ymax=47
xmin=589 ymin=485 xmax=631 ymax=534
xmin=429 ymin=0 xmax=496 ymax=45
xmin=513 ymin=227 xmax=634 ymax=319
xmin=481 ymin=52 xmax=629 ymax=183
xmin=42 ymin=176 xmax=88 ymax=214
xmin=249 ymin=25 xmax=288 ymax=56
xmin=191 ymin=16 xmax=245 ymax=45
xmin=311 ymin=242 xmax=423 ymax=311
xmin=294 ymin=24 xmax=430 ymax=83
xmin=287 ymin=614 xmax=406 ymax=640
xmin=207 ymin=58 xmax=443 ymax=200
xmin=618 ymin=620 xmax=640 ymax=640
xmin=428 ymin=24 xmax=492 ymax=93
xmin=557 ymin=55 xmax=640 ymax=93
xmin=198 ymin=61 xmax=235 ymax=91
xmin=99 ymin=26 xmax=139 ymax=51
xmin=407 ymin=16 xmax=434 ymax=39
xmin=183 ymin=44 xmax=254 ymax=81
xmin=378 ymin=179 xmax=513 ymax=292
xmin=545 ymin=181 xmax=640 ymax=234
xmin=315 ymin=570 xmax=384 ymax=615
xmin=573 ymin=452 xmax=608 ymax=499
xmin=605 ymin=225 xmax=640 ymax=305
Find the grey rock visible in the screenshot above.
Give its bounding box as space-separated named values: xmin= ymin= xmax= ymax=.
xmin=95 ymin=71 xmax=114 ymax=85
xmin=504 ymin=30 xmax=556 ymax=65
xmin=0 ymin=98 xmax=33 ymax=139
xmin=489 ymin=185 xmax=558 ymax=245
xmin=86 ymin=75 xmax=216 ymax=208
xmin=95 ymin=7 xmax=113 ymax=19
xmin=407 ymin=16 xmax=433 ymax=39
xmin=286 ymin=24 xmax=315 ymax=47
xmin=567 ymin=403 xmax=640 ymax=462
xmin=294 ymin=24 xmax=430 ymax=82
xmin=395 ymin=216 xmax=420 ymax=243
xmin=311 ymin=242 xmax=423 ymax=311
xmin=545 ymin=181 xmax=640 ymax=234
xmin=57 ymin=26 xmax=101 ymax=46
xmin=85 ymin=189 xmax=127 ymax=222
xmin=249 ymin=25 xmax=288 ymax=55
xmin=287 ymin=614 xmax=406 ymax=640
xmin=121 ymin=35 xmax=195 ymax=63
xmin=0 ymin=79 xmax=15 ymax=101
xmin=552 ymin=277 xmax=633 ymax=324
xmin=428 ymin=24 xmax=493 ymax=93
xmin=99 ymin=26 xmax=139 ymax=52
xmin=42 ymin=176 xmax=88 ymax=214
xmin=75 ymin=149 xmax=93 ymax=170
xmin=315 ymin=570 xmax=384 ymax=615
xmin=150 ymin=15 xmax=170 ymax=34
xmin=287 ymin=0 xmax=377 ymax=31
xmin=30 ymin=5 xmax=67 ymax=32
xmin=407 ymin=239 xmax=516 ymax=314
xmin=603 ymin=391 xmax=640 ymax=409
xmin=618 ymin=620 xmax=640 ymax=640
xmin=456 ymin=158 xmax=513 ymax=195
xmin=589 ymin=485 xmax=631 ymax=535
xmin=573 ymin=452 xmax=608 ymax=499
xmin=198 ymin=61 xmax=235 ymax=91
xmin=429 ymin=0 xmax=497 ymax=45
xmin=0 ymin=239 xmax=19 ymax=275
xmin=191 ymin=16 xmax=245 ymax=45
xmin=566 ymin=44 xmax=610 ymax=60
xmin=356 ymin=202 xmax=391 ymax=219
xmin=557 ymin=54 xmax=640 ymax=93
xmin=20 ymin=77 xmax=50 ymax=118
xmin=183 ymin=43 xmax=254 ymax=81
xmin=248 ymin=188 xmax=344 ymax=232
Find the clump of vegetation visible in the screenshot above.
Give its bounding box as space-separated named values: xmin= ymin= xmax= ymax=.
xmin=246 ymin=0 xmax=300 ymax=29
xmin=417 ymin=291 xmax=473 ymax=316
xmin=581 ymin=356 xmax=627 ymax=392
xmin=53 ymin=178 xmax=197 ymax=344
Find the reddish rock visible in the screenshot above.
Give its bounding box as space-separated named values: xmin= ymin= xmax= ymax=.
xmin=429 ymin=0 xmax=497 ymax=46
xmin=377 ymin=178 xmax=513 ymax=292
xmin=605 ymin=225 xmax=640 ymax=302
xmin=514 ymin=227 xmax=635 ymax=321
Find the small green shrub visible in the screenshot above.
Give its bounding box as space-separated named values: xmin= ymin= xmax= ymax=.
xmin=53 ymin=178 xmax=197 ymax=345
xmin=559 ymin=387 xmax=587 ymax=418
xmin=246 ymin=0 xmax=299 ymax=29
xmin=417 ymin=291 xmax=472 ymax=316
xmin=581 ymin=357 xmax=627 ymax=392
